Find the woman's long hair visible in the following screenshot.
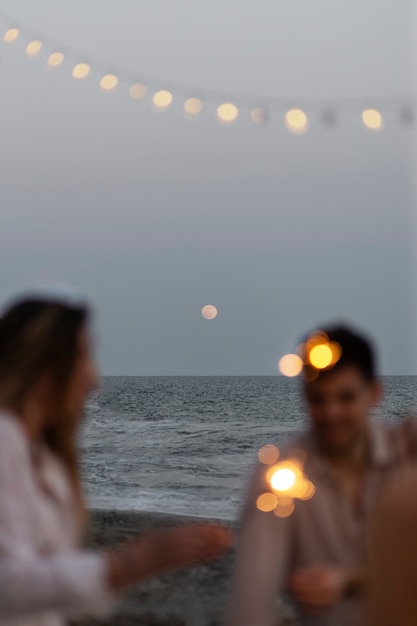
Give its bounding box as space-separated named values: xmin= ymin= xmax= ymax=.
xmin=0 ymin=295 xmax=90 ymax=520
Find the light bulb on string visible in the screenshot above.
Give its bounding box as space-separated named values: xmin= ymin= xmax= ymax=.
xmin=153 ymin=90 xmax=173 ymax=110
xmin=4 ymin=28 xmax=19 ymax=42
xmin=217 ymin=102 xmax=238 ymax=123
xmin=285 ymin=108 xmax=308 ymax=134
xmin=26 ymin=41 xmax=42 ymax=56
xmin=129 ymin=83 xmax=147 ymax=100
xmin=100 ymin=74 xmax=118 ymax=91
xmin=399 ymin=105 xmax=413 ymax=126
xmin=72 ymin=63 xmax=91 ymax=79
xmin=250 ymin=107 xmax=267 ymax=125
xmin=362 ymin=108 xmax=383 ymax=131
xmin=184 ymin=97 xmax=204 ymax=118
xmin=321 ymin=109 xmax=337 ymax=127
xmin=47 ymin=52 xmax=64 ymax=67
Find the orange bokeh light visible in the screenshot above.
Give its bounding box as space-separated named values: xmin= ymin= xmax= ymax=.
xmin=258 ymin=444 xmax=280 ymax=465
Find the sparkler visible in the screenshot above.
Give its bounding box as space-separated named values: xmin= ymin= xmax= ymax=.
xmin=257 ymin=445 xmax=315 ymax=518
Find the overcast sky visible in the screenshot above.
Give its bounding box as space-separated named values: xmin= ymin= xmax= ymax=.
xmin=0 ymin=0 xmax=415 ymax=375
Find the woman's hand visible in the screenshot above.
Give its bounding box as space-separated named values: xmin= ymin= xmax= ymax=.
xmin=108 ymin=523 xmax=233 ymax=591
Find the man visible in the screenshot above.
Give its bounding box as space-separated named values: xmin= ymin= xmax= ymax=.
xmin=225 ymin=324 xmax=414 ymax=626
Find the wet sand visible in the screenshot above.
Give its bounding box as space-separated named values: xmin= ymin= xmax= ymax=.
xmin=75 ymin=509 xmax=297 ymax=626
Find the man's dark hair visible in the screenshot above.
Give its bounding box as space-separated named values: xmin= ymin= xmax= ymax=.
xmin=303 ymin=324 xmax=377 ymax=382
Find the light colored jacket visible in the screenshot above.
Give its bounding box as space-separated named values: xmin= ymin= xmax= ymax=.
xmin=0 ymin=412 xmax=112 ymax=626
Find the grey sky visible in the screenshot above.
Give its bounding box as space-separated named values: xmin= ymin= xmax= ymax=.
xmin=0 ymin=0 xmax=415 ymax=375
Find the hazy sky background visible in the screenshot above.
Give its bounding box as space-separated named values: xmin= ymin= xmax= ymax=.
xmin=0 ymin=1 xmax=415 ymax=374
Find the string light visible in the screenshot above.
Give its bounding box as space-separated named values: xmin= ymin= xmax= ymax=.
xmin=72 ymin=63 xmax=91 ymax=79
xmin=250 ymin=107 xmax=267 ymax=124
xmin=184 ymin=97 xmax=204 ymax=118
xmin=47 ymin=52 xmax=64 ymax=67
xmin=285 ymin=108 xmax=308 ymax=134
xmin=400 ymin=105 xmax=413 ymax=125
xmin=4 ymin=28 xmax=19 ymax=42
xmin=100 ymin=74 xmax=118 ymax=91
xmin=321 ymin=109 xmax=337 ymax=127
xmin=26 ymin=40 xmax=42 ymax=56
xmin=362 ymin=108 xmax=383 ymax=130
xmin=129 ymin=83 xmax=147 ymax=100
xmin=0 ymin=9 xmax=415 ymax=129
xmin=217 ymin=103 xmax=238 ymax=123
xmin=153 ymin=90 xmax=173 ymax=110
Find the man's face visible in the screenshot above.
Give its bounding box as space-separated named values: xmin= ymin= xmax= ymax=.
xmin=304 ymin=366 xmax=381 ymax=456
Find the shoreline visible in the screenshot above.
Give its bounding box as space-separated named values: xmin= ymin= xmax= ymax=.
xmin=77 ymin=509 xmax=297 ymax=626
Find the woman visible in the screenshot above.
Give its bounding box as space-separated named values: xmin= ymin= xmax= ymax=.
xmin=0 ymin=292 xmax=231 ymax=625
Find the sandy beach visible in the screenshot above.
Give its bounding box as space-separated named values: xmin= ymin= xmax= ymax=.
xmin=76 ymin=509 xmax=297 ymax=626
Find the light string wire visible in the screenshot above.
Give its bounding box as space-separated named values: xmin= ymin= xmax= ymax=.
xmin=0 ymin=8 xmax=415 ymax=129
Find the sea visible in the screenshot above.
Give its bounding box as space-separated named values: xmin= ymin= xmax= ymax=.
xmin=80 ymin=376 xmax=417 ymax=521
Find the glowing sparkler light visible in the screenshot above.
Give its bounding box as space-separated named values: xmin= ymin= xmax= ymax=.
xmin=26 ymin=41 xmax=42 ymax=56
xmin=4 ymin=28 xmax=19 ymax=42
xmin=100 ymin=74 xmax=118 ymax=91
xmin=153 ymin=90 xmax=173 ymax=110
xmin=184 ymin=97 xmax=204 ymax=117
xmin=258 ymin=444 xmax=280 ymax=465
xmin=278 ymin=353 xmax=303 ymax=377
xmin=300 ymin=331 xmax=342 ymax=372
xmin=72 ymin=63 xmax=91 ymax=79
xmin=256 ymin=492 xmax=278 ymax=512
xmin=129 ymin=83 xmax=147 ymax=100
xmin=47 ymin=52 xmax=64 ymax=67
xmin=273 ymin=499 xmax=295 ymax=518
xmin=309 ymin=343 xmax=333 ymax=369
xmin=270 ymin=467 xmax=296 ymax=491
xmin=285 ymin=108 xmax=308 ymax=134
xmin=362 ymin=108 xmax=383 ymax=130
xmin=258 ymin=455 xmax=315 ymax=517
xmin=217 ymin=103 xmax=238 ymax=123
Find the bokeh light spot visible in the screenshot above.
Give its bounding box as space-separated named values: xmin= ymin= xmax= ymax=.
xmin=72 ymin=63 xmax=90 ymax=79
xmin=100 ymin=74 xmax=118 ymax=91
xmin=129 ymin=83 xmax=147 ymax=100
xmin=362 ymin=108 xmax=383 ymax=130
xmin=4 ymin=29 xmax=19 ymax=42
xmin=250 ymin=107 xmax=267 ymax=125
xmin=289 ymin=448 xmax=308 ymax=465
xmin=26 ymin=41 xmax=42 ymax=56
xmin=258 ymin=444 xmax=280 ymax=465
xmin=153 ymin=90 xmax=173 ymax=110
xmin=285 ymin=108 xmax=308 ymax=134
xmin=278 ymin=353 xmax=303 ymax=377
xmin=256 ymin=492 xmax=278 ymax=512
xmin=274 ymin=500 xmax=295 ymax=518
xmin=328 ymin=341 xmax=342 ymax=366
xmin=309 ymin=344 xmax=333 ymax=369
xmin=184 ymin=97 xmax=204 ymax=117
xmin=217 ymin=103 xmax=238 ymax=123
xmin=270 ymin=468 xmax=296 ymax=492
xmin=47 ymin=52 xmax=64 ymax=67
xmin=297 ymin=480 xmax=316 ymax=501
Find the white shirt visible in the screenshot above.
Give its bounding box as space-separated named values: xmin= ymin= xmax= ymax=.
xmin=225 ymin=420 xmax=410 ymax=626
xmin=0 ymin=411 xmax=113 ymax=626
